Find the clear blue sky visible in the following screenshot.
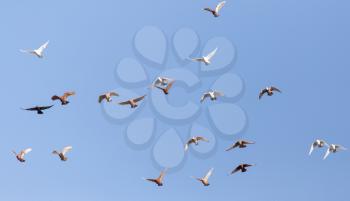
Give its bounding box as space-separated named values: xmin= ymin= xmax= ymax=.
xmin=0 ymin=0 xmax=349 ymax=201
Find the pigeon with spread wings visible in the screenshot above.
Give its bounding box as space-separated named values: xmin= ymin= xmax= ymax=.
xmin=204 ymin=1 xmax=226 ymax=17
xmin=184 ymin=136 xmax=209 ymax=151
xmin=98 ymin=92 xmax=119 ymax=103
xmin=309 ymin=139 xmax=328 ymax=156
xmin=259 ymin=86 xmax=281 ymax=99
xmin=22 ymin=105 xmax=54 ymax=114
xmin=155 ymin=80 xmax=175 ymax=95
xmin=230 ymin=164 xmax=254 ymax=175
xmin=13 ymin=148 xmax=32 ymax=163
xmin=192 ymin=168 xmax=214 ymax=186
xmin=201 ymin=90 xmax=224 ymax=103
xmin=226 ymin=140 xmax=255 ymax=151
xmin=20 ymin=40 xmax=49 ymax=58
xmin=143 ymin=168 xmax=168 ymax=186
xmin=51 ymin=91 xmax=75 ymax=105
xmin=52 ymin=146 xmax=73 ymax=161
xmin=323 ymin=144 xmax=347 ymax=160
xmin=118 ymin=95 xmax=146 ymax=108
xmin=191 ymin=48 xmax=218 ymax=65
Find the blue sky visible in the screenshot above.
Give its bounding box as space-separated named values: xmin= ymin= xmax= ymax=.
xmin=0 ymin=0 xmax=349 ymax=201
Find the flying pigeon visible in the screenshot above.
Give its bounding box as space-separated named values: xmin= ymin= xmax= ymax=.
xmin=22 ymin=105 xmax=54 ymax=114
xmin=143 ymin=168 xmax=168 ymax=186
xmin=191 ymin=48 xmax=218 ymax=65
xmin=192 ymin=168 xmax=214 ymax=186
xmin=226 ymin=140 xmax=255 ymax=151
xmin=230 ymin=164 xmax=254 ymax=175
xmin=118 ymin=95 xmax=146 ymax=108
xmin=259 ymin=86 xmax=281 ymax=99
xmin=200 ymin=90 xmax=224 ymax=103
xmin=323 ymin=144 xmax=347 ymax=160
xmin=52 ymin=146 xmax=73 ymax=161
xmin=204 ymin=1 xmax=226 ymax=17
xmin=51 ymin=91 xmax=75 ymax=105
xmin=309 ymin=139 xmax=328 ymax=155
xmin=150 ymin=77 xmax=173 ymax=88
xmin=13 ymin=148 xmax=32 ymax=163
xmin=98 ymin=92 xmax=119 ymax=103
xmin=20 ymin=40 xmax=49 ymax=58
xmin=185 ymin=136 xmax=209 ymax=151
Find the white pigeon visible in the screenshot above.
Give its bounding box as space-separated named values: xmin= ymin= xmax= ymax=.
xmin=192 ymin=168 xmax=214 ymax=186
xmin=200 ymin=90 xmax=224 ymax=103
xmin=52 ymin=146 xmax=73 ymax=161
xmin=309 ymin=139 xmax=328 ymax=155
xmin=323 ymin=144 xmax=347 ymax=160
xmin=191 ymin=48 xmax=218 ymax=65
xmin=20 ymin=40 xmax=49 ymax=58
xmin=150 ymin=77 xmax=173 ymax=88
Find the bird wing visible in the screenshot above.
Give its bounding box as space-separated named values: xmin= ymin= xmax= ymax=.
xmin=118 ymin=100 xmax=131 ymax=105
xmin=61 ymin=146 xmax=73 ymax=155
xmin=335 ymin=144 xmax=347 ymax=151
xmin=22 ymin=107 xmax=38 ymax=111
xmin=231 ymin=166 xmax=241 ymax=174
xmin=323 ymin=148 xmax=331 ymax=160
xmin=213 ymin=91 xmax=224 ymax=97
xmin=225 ymin=142 xmax=239 ymax=151
xmin=203 ymin=8 xmax=214 ymax=13
xmin=51 ymin=95 xmax=61 ymax=101
xmin=197 ymin=136 xmax=209 ymax=142
xmin=204 ymin=168 xmax=214 ymax=180
xmin=259 ymin=89 xmax=268 ymax=99
xmin=215 ymin=1 xmax=226 ymax=13
xmin=37 ymin=40 xmax=49 ymax=53
xmin=309 ymin=142 xmax=316 ymax=155
xmin=133 ymin=95 xmax=146 ymax=103
xmin=23 ymin=148 xmax=32 ymax=155
xmin=109 ymin=92 xmax=119 ymax=97
xmin=38 ymin=105 xmax=54 ymax=110
xmin=159 ymin=169 xmax=167 ymax=181
xmin=242 ymin=140 xmax=255 ymax=144
xmin=204 ymin=48 xmax=218 ymax=61
xmin=166 ymin=80 xmax=175 ymax=90
xmin=271 ymin=86 xmax=281 ymax=93
xmin=98 ymin=95 xmax=107 ymax=103
xmin=200 ymin=93 xmax=210 ymax=103
xmin=63 ymin=91 xmax=75 ymax=98
xmin=191 ymin=57 xmax=204 ymax=62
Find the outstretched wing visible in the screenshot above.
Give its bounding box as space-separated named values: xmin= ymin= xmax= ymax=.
xmin=63 ymin=91 xmax=75 ymax=98
xmin=62 ymin=146 xmax=73 ymax=155
xmin=159 ymin=168 xmax=168 ymax=181
xmin=22 ymin=107 xmax=38 ymax=111
xmin=271 ymin=86 xmax=281 ymax=93
xmin=133 ymin=95 xmax=146 ymax=103
xmin=335 ymin=144 xmax=347 ymax=151
xmin=38 ymin=105 xmax=54 ymax=110
xmin=166 ymin=80 xmax=175 ymax=90
xmin=200 ymin=93 xmax=210 ymax=103
xmin=118 ymin=100 xmax=131 ymax=105
xmin=259 ymin=89 xmax=268 ymax=99
xmin=204 ymin=168 xmax=214 ymax=180
xmin=110 ymin=92 xmax=119 ymax=97
xmin=37 ymin=40 xmax=49 ymax=53
xmin=205 ymin=48 xmax=218 ymax=61
xmin=197 ymin=136 xmax=209 ymax=142
xmin=203 ymin=8 xmax=214 ymax=13
xmin=215 ymin=1 xmax=226 ymax=13
xmin=230 ymin=166 xmax=241 ymax=175
xmin=309 ymin=142 xmax=316 ymax=155
xmin=98 ymin=95 xmax=107 ymax=103
xmin=226 ymin=142 xmax=239 ymax=151
xmin=23 ymin=148 xmax=32 ymax=155
xmin=323 ymin=148 xmax=331 ymax=160
xmin=213 ymin=91 xmax=224 ymax=97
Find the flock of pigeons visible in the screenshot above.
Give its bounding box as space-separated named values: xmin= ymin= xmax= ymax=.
xmin=16 ymin=1 xmax=347 ymax=187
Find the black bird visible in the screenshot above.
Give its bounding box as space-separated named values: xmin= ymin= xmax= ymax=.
xmin=259 ymin=86 xmax=281 ymax=99
xmin=230 ymin=164 xmax=254 ymax=175
xmin=22 ymin=105 xmax=54 ymax=114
